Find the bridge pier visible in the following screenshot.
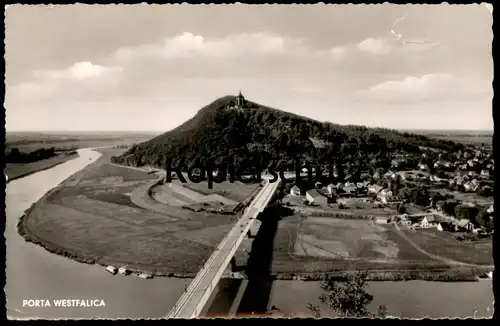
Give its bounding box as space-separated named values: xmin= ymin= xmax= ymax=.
xmin=230 ymin=257 xmax=237 ymax=272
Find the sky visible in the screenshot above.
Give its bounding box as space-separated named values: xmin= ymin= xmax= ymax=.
xmin=4 ymin=4 xmax=494 ymax=132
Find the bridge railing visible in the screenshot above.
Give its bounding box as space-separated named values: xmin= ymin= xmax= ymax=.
xmin=168 ymin=181 xmax=279 ymax=319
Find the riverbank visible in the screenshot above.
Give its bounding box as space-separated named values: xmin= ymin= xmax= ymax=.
xmin=270 ymin=267 xmax=493 ymax=282
xmin=15 ymin=214 xmax=494 ymax=282
xmin=7 ymin=148 xmax=191 ymax=319
xmin=15 ymin=148 xmax=493 ymax=284
xmin=17 ymin=182 xmax=492 ymax=282
xmin=6 ymin=152 xmax=79 ymax=182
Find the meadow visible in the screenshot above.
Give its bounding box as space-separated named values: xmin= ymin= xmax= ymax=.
xmin=269 ymin=212 xmax=492 ymax=280
xmin=5 ymin=131 xmax=156 ymax=182
xmin=19 ymin=148 xmax=257 ymax=275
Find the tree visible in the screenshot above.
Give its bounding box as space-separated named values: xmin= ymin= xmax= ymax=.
xmin=307 ymin=270 xmax=388 ymax=318
xmin=377 ymin=305 xmax=388 ymax=318
xmin=306 ymin=303 xmax=322 ymax=318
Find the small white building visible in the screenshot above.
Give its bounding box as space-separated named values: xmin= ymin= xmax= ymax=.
xmin=305 ymin=189 xmax=327 ymax=206
xmin=368 ymin=184 xmax=383 ymax=195
xmin=412 ymin=216 xmax=430 ymax=228
xmin=481 ymin=169 xmax=490 ymax=177
xmin=290 ymin=185 xmax=301 ymax=196
xmin=436 ymin=223 xmax=443 ymax=231
xmin=327 ymin=183 xmax=336 ymax=195
xmin=419 ymin=164 xmax=429 ymax=171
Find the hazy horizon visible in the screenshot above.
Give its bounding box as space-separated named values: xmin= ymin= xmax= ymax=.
xmin=5 ymin=4 xmax=494 ymax=132
xmin=6 ymin=126 xmax=494 ymax=134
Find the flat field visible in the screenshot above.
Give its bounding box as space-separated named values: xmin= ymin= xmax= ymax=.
xmin=183 ymin=180 xmax=260 ymax=203
xmin=270 ymin=212 xmax=491 ymax=276
xmin=5 ymin=152 xmax=78 ymax=181
xmin=20 ymin=149 xmax=249 ymax=275
xmin=434 ymin=188 xmax=494 ymax=206
xmin=6 ymin=131 xmax=155 ymax=152
xmin=5 ymin=132 xmax=155 ymax=182
xmin=151 ymin=182 xmax=240 ymax=208
xmin=410 ymin=130 xmax=492 ymax=147
xmin=293 ymin=217 xmax=430 ymax=262
xmin=402 ymin=228 xmax=493 ymax=265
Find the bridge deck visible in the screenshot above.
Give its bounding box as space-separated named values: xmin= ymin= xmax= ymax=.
xmin=167 ymin=179 xmax=280 ymax=318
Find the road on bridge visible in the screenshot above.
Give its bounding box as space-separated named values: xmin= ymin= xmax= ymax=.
xmin=166 ymin=176 xmax=281 ymax=318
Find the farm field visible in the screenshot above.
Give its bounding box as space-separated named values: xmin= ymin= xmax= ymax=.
xmin=410 ymin=130 xmax=492 ymax=147
xmin=433 ymin=188 xmax=494 ymax=206
xmin=269 ymin=213 xmax=491 ymax=278
xmin=5 ymin=151 xmax=79 ymax=181
xmin=297 ymin=205 xmax=399 ymax=218
xmin=293 ymin=217 xmax=431 ymax=262
xmin=402 ymin=228 xmax=493 ymax=265
xmin=5 ymin=132 xmax=155 ymax=182
xmin=151 ymin=182 xmax=240 ymax=207
xmin=432 ymin=135 xmax=492 ymax=147
xmin=19 ymin=148 xmax=251 ymax=276
xmin=183 ymin=180 xmax=260 ymax=203
xmin=5 ymin=131 xmax=156 ymax=152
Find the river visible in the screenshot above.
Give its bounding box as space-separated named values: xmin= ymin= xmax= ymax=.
xmin=269 ymin=280 xmax=494 ymax=318
xmin=6 ymin=148 xmax=185 ymax=319
xmin=5 ymin=148 xmax=494 ymax=319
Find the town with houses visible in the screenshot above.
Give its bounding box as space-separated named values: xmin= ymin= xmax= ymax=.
xmin=283 ymin=143 xmax=494 ymax=239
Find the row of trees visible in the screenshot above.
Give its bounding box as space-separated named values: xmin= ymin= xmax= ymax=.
xmin=6 ymin=147 xmax=57 ymax=164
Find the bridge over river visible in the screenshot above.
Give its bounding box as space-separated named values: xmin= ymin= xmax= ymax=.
xmin=166 ymin=175 xmax=283 ymax=318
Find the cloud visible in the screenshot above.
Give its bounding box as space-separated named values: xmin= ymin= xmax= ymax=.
xmin=357 ymin=38 xmax=392 ymax=55
xmin=329 ymin=46 xmax=347 ymax=58
xmin=330 ymin=36 xmax=439 ymax=59
xmin=113 ymin=32 xmax=312 ymax=62
xmin=368 ymin=73 xmax=491 ymax=102
xmin=34 ymin=61 xmax=123 ymax=80
xmin=7 ymin=61 xmax=123 ymax=104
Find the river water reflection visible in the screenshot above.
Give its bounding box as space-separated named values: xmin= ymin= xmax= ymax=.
xmin=269 ymin=279 xmax=493 ymax=318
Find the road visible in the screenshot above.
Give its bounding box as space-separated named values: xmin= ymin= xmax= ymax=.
xmin=166 ymin=176 xmax=281 ymax=318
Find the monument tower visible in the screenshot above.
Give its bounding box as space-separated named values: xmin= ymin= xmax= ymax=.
xmin=235 ymin=91 xmax=245 ymax=108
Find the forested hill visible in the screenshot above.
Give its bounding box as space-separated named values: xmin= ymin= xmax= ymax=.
xmin=112 ymin=95 xmax=463 ymax=169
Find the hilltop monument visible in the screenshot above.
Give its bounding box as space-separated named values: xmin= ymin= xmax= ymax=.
xmin=227 ymin=91 xmax=250 ymax=110
xmin=235 ymin=91 xmax=245 ymax=108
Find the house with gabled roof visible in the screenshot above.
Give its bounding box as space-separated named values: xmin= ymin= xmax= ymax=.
xmin=306 ymin=189 xmax=328 ymax=206
xmin=456 ymin=219 xmax=474 ymax=232
xmin=411 ymin=216 xmax=430 ymax=228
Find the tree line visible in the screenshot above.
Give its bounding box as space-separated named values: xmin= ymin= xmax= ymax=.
xmin=6 ymin=147 xmax=57 ymax=164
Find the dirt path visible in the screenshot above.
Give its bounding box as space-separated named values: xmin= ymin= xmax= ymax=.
xmin=392 ymin=225 xmax=493 ymax=268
